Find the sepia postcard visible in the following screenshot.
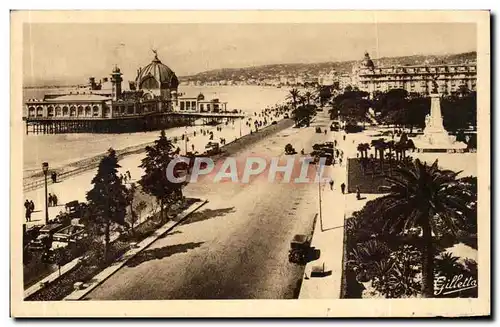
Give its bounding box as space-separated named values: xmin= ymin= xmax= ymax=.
xmin=10 ymin=10 xmax=490 ymax=318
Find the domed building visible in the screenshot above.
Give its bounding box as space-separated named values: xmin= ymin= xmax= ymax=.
xmin=135 ymin=51 xmax=179 ymax=101
xmin=24 ymin=50 xmax=233 ymax=134
xmin=361 ymin=51 xmax=375 ymax=70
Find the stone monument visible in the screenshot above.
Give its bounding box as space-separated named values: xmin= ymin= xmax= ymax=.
xmin=414 ymin=77 xmax=467 ymax=150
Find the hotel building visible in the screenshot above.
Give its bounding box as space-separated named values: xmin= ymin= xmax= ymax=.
xmin=352 ymin=52 xmax=477 ymax=96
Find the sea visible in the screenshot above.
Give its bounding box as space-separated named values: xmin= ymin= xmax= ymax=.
xmin=22 ymin=85 xmax=290 ymax=173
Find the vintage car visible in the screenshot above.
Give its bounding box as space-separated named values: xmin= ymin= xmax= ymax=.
xmin=284 ymin=143 xmax=296 ymax=155
xmin=288 ymin=234 xmax=312 ymax=264
xmin=204 ymin=142 xmax=221 ymax=155
xmin=28 ymin=223 xmax=65 ymax=251
xmin=52 ymin=223 xmax=89 ymax=249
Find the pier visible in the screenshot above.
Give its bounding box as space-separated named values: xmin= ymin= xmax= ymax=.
xmin=24 ymin=112 xmax=246 ymax=135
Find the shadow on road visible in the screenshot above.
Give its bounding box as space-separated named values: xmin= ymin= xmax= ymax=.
xmin=180 ymin=207 xmax=236 ymax=226
xmin=157 ymin=230 xmax=183 ymax=239
xmin=126 ymin=242 xmax=204 ymax=268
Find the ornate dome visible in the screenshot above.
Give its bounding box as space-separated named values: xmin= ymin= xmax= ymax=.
xmin=362 ymin=51 xmax=375 ymax=70
xmin=136 ymin=53 xmax=179 ymax=90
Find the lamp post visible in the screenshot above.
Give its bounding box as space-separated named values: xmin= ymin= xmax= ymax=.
xmin=42 ymin=162 xmax=49 ymax=225
xmin=317 ymin=162 xmax=324 ymax=232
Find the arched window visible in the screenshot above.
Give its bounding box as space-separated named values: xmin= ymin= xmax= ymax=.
xmin=85 ymin=106 xmax=91 ymax=117
xmin=140 ymin=76 xmax=159 ymax=89
xmin=36 ymin=106 xmax=43 ymax=117
xmin=77 ymin=106 xmax=84 ymax=116
xmin=92 ymin=106 xmax=99 ymax=116
xmin=70 ymin=106 xmax=76 ymax=117
xmin=62 ymin=106 xmax=69 ymax=116
xmin=28 ymin=107 xmax=35 ymax=117
xmin=47 ymin=106 xmax=54 ymax=117
xmin=55 ymin=106 xmax=62 ymax=117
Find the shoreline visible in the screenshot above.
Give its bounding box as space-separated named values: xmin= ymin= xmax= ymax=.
xmin=24 ymin=116 xmax=291 ymax=191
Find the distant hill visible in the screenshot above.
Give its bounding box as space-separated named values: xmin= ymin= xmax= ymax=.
xmin=179 ymin=51 xmax=477 ymax=83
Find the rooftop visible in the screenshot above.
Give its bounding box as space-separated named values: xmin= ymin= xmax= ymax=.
xmin=50 ymin=94 xmax=112 ymax=102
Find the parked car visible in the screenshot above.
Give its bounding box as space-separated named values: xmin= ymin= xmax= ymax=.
xmin=28 ymin=223 xmax=65 ymax=251
xmin=204 ymin=142 xmax=220 ymax=155
xmin=288 ymin=234 xmax=312 ymax=264
xmin=285 ymin=143 xmax=296 ymax=155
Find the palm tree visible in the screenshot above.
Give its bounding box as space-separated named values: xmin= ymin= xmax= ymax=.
xmin=287 ymin=88 xmax=300 ymax=126
xmin=379 ymin=159 xmax=472 ymax=297
xmin=385 ymin=152 xmax=395 ymax=175
xmin=361 ymin=143 xmax=370 ymax=158
xmin=357 ymin=143 xmax=365 ymax=158
xmin=370 ymin=139 xmax=380 ymax=159
xmin=304 ymin=91 xmax=314 ymax=106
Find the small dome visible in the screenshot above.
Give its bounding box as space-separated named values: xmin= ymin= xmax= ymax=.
xmin=136 ymin=52 xmax=179 ymax=90
xmin=362 ymin=51 xmax=375 ymax=70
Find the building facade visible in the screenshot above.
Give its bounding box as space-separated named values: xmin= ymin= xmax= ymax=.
xmin=25 ymin=52 xmax=181 ymax=119
xmin=176 ymin=92 xmax=228 ymax=113
xmin=352 ymin=52 xmax=477 ymax=96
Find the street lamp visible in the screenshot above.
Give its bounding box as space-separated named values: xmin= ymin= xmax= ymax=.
xmin=316 ymin=162 xmax=324 ymax=232
xmin=42 ymin=162 xmax=49 ymax=225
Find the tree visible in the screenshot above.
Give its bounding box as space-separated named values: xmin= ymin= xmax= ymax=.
xmin=126 ymin=183 xmax=138 ymax=234
xmin=379 ymin=159 xmax=473 ymax=297
xmin=86 ymin=148 xmax=128 ymax=262
xmin=139 ymin=130 xmax=185 ymax=224
xmin=330 ymin=90 xmax=371 ymax=125
xmin=135 ymin=200 xmax=148 ymax=224
xmin=287 ymin=88 xmax=300 ymax=126
xmin=304 ymin=91 xmax=314 ymax=106
xmin=317 ymin=85 xmax=333 ymax=106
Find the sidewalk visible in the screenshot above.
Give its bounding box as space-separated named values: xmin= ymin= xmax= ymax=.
xmin=298 ymin=164 xmax=347 ymax=299
xmin=63 ymin=199 xmax=207 ymax=301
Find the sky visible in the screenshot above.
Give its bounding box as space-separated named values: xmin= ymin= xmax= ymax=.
xmin=22 ymin=23 xmax=476 ymax=86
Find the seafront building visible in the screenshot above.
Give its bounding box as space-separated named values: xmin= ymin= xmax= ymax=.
xmin=351 ymin=52 xmax=477 ymax=96
xmin=24 ymin=52 xmax=236 ymax=134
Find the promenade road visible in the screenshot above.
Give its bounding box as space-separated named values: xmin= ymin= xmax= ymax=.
xmin=84 ymin=114 xmax=333 ymax=299
xmin=21 ymin=115 xmax=271 ymax=228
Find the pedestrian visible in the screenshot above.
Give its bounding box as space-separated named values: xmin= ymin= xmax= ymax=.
xmin=24 ymin=200 xmax=31 ymax=222
xmin=127 ymin=170 xmax=131 ymax=180
xmin=343 ymin=135 xmax=346 ymax=141
xmin=329 ymin=178 xmax=334 ymax=190
xmin=356 ymin=187 xmax=361 ymax=200
xmin=341 ymin=183 xmax=346 ymax=194
xmin=29 ymin=200 xmax=35 ymax=213
xmin=48 ymin=193 xmax=53 ymax=207
xmin=324 ymin=130 xmax=327 ymax=135
xmin=334 ymin=140 xmax=337 ymax=147
xmin=51 ymin=171 xmax=57 ymax=183
xmin=339 ymin=157 xmax=343 ymax=166
xmin=192 ymin=144 xmax=195 ymax=152
xmin=25 ymin=207 xmax=31 ymax=222
xmin=53 ymin=194 xmax=58 ymax=207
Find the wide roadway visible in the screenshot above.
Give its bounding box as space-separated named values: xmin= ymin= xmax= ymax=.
xmin=84 ymin=114 xmax=332 ymax=300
